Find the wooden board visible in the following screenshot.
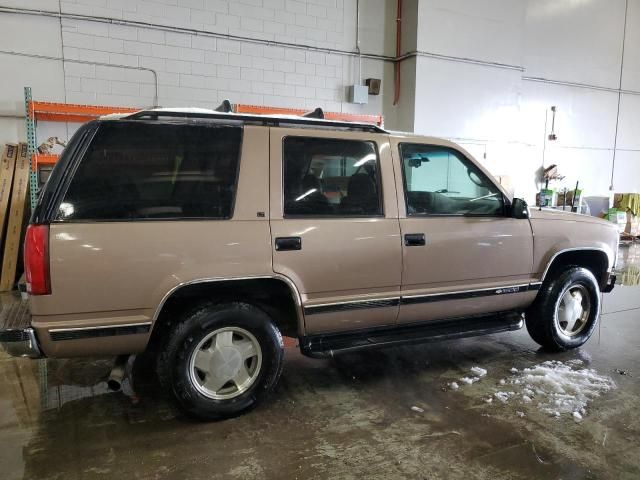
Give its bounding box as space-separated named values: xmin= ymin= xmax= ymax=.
xmin=0 ymin=143 xmax=18 ymax=250
xmin=0 ymin=143 xmax=30 ymax=291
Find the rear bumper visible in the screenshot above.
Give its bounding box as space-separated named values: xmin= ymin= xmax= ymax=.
xmin=0 ymin=327 xmax=43 ymax=358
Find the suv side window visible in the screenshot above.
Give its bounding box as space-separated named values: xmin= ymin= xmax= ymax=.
xmin=57 ymin=122 xmax=242 ymax=221
xmin=283 ymin=137 xmax=382 ymax=217
xmin=400 ymin=143 xmax=504 ymax=216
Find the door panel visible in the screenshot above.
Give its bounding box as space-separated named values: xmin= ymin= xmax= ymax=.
xmin=270 ymin=128 xmax=402 ymax=334
xmin=391 ymin=137 xmax=535 ymax=324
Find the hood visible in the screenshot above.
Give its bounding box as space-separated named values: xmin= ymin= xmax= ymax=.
xmin=529 ymin=208 xmax=616 ymax=228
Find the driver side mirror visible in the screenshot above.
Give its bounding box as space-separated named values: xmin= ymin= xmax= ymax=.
xmin=511 ymin=198 xmax=529 ymax=219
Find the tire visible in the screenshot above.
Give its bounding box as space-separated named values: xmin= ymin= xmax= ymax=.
xmin=525 ymin=267 xmax=601 ymax=351
xmin=157 ymin=302 xmax=284 ymax=420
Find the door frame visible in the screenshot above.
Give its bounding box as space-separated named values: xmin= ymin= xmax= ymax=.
xmin=268 ymin=127 xmax=403 ymax=334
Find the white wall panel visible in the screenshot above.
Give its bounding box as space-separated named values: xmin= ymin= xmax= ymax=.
xmin=417 ymin=0 xmax=526 ymax=66
xmin=524 ymin=0 xmax=626 ymax=88
xmin=484 ymin=143 xmax=542 ymax=202
xmin=622 ymin=0 xmax=640 ymax=91
xmin=617 ymin=93 xmax=640 ymax=150
xmin=0 ymin=54 xmax=66 ymax=114
xmin=612 ymin=150 xmax=640 ymax=193
xmin=543 ymin=146 xmax=614 ymax=198
xmin=413 ymin=57 xmax=521 ymax=142
xmin=520 ymin=80 xmax=618 ymax=149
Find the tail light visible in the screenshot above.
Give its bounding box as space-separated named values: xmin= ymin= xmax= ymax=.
xmin=24 ymin=225 xmax=50 ymax=295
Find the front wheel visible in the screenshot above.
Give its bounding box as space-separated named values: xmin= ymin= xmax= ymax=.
xmin=157 ymin=302 xmax=284 ymax=420
xmin=525 ymin=267 xmax=601 ymax=351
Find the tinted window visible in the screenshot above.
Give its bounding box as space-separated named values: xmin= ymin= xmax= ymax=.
xmin=57 ymin=122 xmax=241 ymax=220
xmin=400 ymin=144 xmax=504 ymax=216
xmin=283 ymin=137 xmax=382 ymax=217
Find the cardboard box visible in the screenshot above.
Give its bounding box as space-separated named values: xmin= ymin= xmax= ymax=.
xmin=536 ymin=189 xmax=556 ymax=207
xmin=605 ymin=208 xmax=627 ymax=234
xmin=626 ymin=211 xmax=640 ymax=236
xmin=0 ymin=144 xmax=17 ymax=247
xmin=0 ymin=143 xmax=29 ymax=291
xmin=556 ymin=189 xmax=582 ymax=208
xmin=613 ymin=193 xmax=623 ymax=209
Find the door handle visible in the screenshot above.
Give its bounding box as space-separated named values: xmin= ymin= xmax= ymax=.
xmin=404 ymin=233 xmax=425 ymax=247
xmin=275 ymin=236 xmax=302 ymax=251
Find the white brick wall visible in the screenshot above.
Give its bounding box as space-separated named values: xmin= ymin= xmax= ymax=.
xmin=51 ymin=0 xmax=382 ymax=113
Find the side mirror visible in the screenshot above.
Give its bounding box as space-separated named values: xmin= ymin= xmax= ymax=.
xmin=511 ymin=198 xmax=529 ymax=219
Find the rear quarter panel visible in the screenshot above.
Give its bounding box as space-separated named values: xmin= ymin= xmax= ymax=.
xmin=31 ymin=126 xmax=273 ymax=357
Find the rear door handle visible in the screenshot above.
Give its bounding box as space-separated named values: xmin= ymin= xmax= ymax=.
xmin=404 ymin=233 xmax=425 ymax=247
xmin=275 ymin=236 xmax=302 ymax=251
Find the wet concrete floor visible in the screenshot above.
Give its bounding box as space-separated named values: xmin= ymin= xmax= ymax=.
xmin=1 ymin=246 xmax=640 ymax=479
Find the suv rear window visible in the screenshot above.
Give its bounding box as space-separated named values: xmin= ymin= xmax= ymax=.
xmin=56 ymin=122 xmax=242 ymax=221
xmin=283 ymin=137 xmax=382 ymax=217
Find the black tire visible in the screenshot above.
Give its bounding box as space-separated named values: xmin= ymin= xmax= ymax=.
xmin=525 ymin=267 xmax=601 ymax=351
xmin=157 ymin=302 xmax=284 ymax=420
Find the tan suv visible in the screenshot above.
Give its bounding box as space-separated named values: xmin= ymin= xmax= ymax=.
xmin=0 ymin=108 xmax=619 ymax=420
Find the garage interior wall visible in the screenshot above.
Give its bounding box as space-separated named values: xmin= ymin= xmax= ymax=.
xmin=0 ymin=0 xmax=638 ymax=206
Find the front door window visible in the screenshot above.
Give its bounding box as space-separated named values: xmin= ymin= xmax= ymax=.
xmin=400 ymin=144 xmax=504 ymax=216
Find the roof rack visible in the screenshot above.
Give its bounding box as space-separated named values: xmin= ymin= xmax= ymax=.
xmin=124 ymin=105 xmax=386 ymax=134
xmin=215 ymin=99 xmax=232 ymax=113
xmin=302 ymin=107 xmax=324 ymax=119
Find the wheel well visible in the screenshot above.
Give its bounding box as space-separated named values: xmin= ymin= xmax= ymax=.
xmin=544 ymin=250 xmax=609 ymax=288
xmin=148 ymin=278 xmax=301 ymax=351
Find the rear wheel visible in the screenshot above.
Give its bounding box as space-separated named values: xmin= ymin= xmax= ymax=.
xmin=525 ymin=267 xmax=601 ymax=351
xmin=157 ymin=302 xmax=284 ymax=420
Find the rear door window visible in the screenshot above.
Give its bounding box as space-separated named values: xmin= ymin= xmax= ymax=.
xmin=283 ymin=137 xmax=382 ymax=217
xmin=57 ymin=122 xmax=242 ymax=220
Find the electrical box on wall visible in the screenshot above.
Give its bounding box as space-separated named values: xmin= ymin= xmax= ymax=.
xmin=365 ymin=78 xmax=381 ymax=95
xmin=348 ymin=85 xmax=369 ymax=104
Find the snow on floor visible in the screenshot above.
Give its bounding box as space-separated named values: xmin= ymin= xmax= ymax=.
xmin=488 ymin=360 xmax=616 ymax=420
xmin=449 ymin=366 xmax=486 ymax=389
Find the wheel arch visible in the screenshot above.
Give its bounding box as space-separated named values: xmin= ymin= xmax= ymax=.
xmin=541 ymin=248 xmax=611 ymax=289
xmin=148 ymin=276 xmax=305 ymax=350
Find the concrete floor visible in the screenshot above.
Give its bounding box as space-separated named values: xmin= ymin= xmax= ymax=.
xmin=1 ymin=247 xmax=640 ymax=479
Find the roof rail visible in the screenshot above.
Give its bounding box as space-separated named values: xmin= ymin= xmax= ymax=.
xmin=124 ymin=108 xmax=387 ymax=133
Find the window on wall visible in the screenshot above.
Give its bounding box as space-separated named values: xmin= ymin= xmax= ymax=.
xmin=400 ymin=144 xmax=504 ymax=216
xmin=57 ymin=122 xmax=242 ymax=220
xmin=283 ymin=137 xmax=382 ymax=217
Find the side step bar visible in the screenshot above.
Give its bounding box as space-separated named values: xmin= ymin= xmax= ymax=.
xmin=300 ymin=311 xmax=524 ymax=358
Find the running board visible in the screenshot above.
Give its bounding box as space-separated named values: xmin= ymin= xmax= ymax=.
xmin=300 ymin=311 xmax=524 ymax=358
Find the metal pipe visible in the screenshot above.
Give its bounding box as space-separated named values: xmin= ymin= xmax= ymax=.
xmin=0 ymin=6 xmax=392 ymax=62
xmin=610 ymin=0 xmax=629 ymax=191
xmin=393 ymin=0 xmax=402 ymax=105
xmin=401 ymin=50 xmax=524 ymax=72
xmin=3 ymin=5 xmax=639 ymax=101
xmin=355 ymin=0 xmax=361 ymax=85
xmin=107 ymin=354 xmax=129 ymax=391
xmin=0 ymin=49 xmax=159 ymax=107
xmin=0 ymin=6 xmax=544 ymax=76
xmin=522 ymin=75 xmax=638 ymax=96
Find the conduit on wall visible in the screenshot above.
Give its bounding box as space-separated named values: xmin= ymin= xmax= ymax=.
xmin=393 ymin=0 xmax=402 ymax=105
